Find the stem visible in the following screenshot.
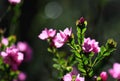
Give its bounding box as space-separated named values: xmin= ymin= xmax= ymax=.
xmin=9 ymin=5 xmax=21 ymax=35
xmin=0 ymin=5 xmax=11 ymax=22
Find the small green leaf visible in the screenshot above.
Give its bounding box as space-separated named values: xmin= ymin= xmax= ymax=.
xmin=89 ymin=70 xmax=93 ymax=77
xmin=84 ymin=60 xmax=88 ymax=65
xmin=47 ymin=47 xmax=52 ymax=53
xmin=53 ymin=64 xmax=60 ymax=70
xmin=75 ymin=52 xmax=81 ymax=58
xmin=97 ymin=76 xmax=101 ymax=81
xmin=89 ymin=52 xmax=94 ymax=57
xmin=78 ymin=67 xmax=86 ymax=73
xmin=66 ymin=66 xmax=72 ymax=72
xmin=53 ymin=58 xmax=58 ymax=63
xmin=82 ymin=27 xmax=87 ymax=34
xmin=100 ymin=46 xmax=106 ymax=54
xmin=76 ymin=58 xmax=82 ymax=63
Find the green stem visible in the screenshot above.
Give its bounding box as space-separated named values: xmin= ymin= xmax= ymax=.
xmin=0 ymin=5 xmax=11 ymax=22
xmin=9 ymin=5 xmax=21 ymax=35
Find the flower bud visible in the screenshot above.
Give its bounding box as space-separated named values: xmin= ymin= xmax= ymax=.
xmin=76 ymin=17 xmax=87 ymax=28
xmin=100 ymin=71 xmax=108 ymax=81
xmin=106 ymin=39 xmax=117 ymax=48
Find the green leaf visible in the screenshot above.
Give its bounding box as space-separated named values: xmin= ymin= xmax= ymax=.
xmin=89 ymin=70 xmax=93 ymax=77
xmin=84 ymin=60 xmax=88 ymax=65
xmin=108 ymin=48 xmax=116 ymax=53
xmin=76 ymin=58 xmax=82 ymax=63
xmin=82 ymin=27 xmax=87 ymax=34
xmin=8 ymin=35 xmax=16 ymax=46
xmin=47 ymin=47 xmax=52 ymax=53
xmin=53 ymin=58 xmax=58 ymax=63
xmin=75 ymin=52 xmax=81 ymax=58
xmin=78 ymin=63 xmax=86 ymax=74
xmin=66 ymin=66 xmax=72 ymax=72
xmin=78 ymin=67 xmax=86 ymax=73
xmin=89 ymin=52 xmax=94 ymax=57
xmin=97 ymin=76 xmax=101 ymax=81
xmin=100 ymin=46 xmax=106 ymax=54
xmin=103 ymin=52 xmax=110 ymax=56
xmin=53 ymin=64 xmax=61 ymax=70
xmin=77 ymin=27 xmax=81 ymax=44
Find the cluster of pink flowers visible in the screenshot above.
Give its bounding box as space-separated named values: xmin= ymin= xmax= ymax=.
xmin=63 ymin=73 xmax=84 ymax=81
xmin=17 ymin=42 xmax=32 ymax=62
xmin=82 ymin=37 xmax=100 ymax=54
xmin=99 ymin=63 xmax=120 ymax=81
xmin=0 ymin=36 xmax=33 ymax=71
xmin=63 ymin=63 xmax=120 ymax=81
xmin=63 ymin=67 xmax=84 ymax=81
xmin=1 ymin=37 xmax=32 ymax=62
xmin=1 ymin=46 xmax=24 ymax=71
xmin=38 ymin=28 xmax=72 ymax=48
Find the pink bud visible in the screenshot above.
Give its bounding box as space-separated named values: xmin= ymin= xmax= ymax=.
xmin=100 ymin=71 xmax=108 ymax=81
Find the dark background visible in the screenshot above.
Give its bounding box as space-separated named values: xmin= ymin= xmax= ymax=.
xmin=0 ymin=0 xmax=120 ymax=81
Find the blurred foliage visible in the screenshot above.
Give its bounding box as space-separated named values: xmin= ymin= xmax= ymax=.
xmin=0 ymin=0 xmax=120 ymax=81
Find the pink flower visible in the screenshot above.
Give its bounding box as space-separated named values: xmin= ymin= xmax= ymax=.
xmin=8 ymin=0 xmax=21 ymax=4
xmin=75 ymin=74 xmax=84 ymax=81
xmin=52 ymin=28 xmax=72 ymax=48
xmin=63 ymin=73 xmax=72 ymax=81
xmin=38 ymin=28 xmax=56 ymax=40
xmin=100 ymin=71 xmax=108 ymax=81
xmin=1 ymin=46 xmax=24 ymax=71
xmin=82 ymin=37 xmax=100 ymax=53
xmin=18 ymin=72 xmax=27 ymax=81
xmin=63 ymin=73 xmax=84 ymax=81
xmin=13 ymin=72 xmax=26 ymax=81
xmin=17 ymin=42 xmax=32 ymax=62
xmin=109 ymin=63 xmax=120 ymax=79
xmin=1 ymin=37 xmax=8 ymax=46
